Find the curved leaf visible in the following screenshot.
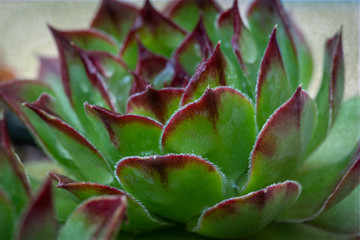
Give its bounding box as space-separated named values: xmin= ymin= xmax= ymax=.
xmin=244 ymin=87 xmax=316 ymax=193
xmin=166 ymin=0 xmax=221 ymax=42
xmin=174 ymin=16 xmax=213 ymax=75
xmin=255 ymin=27 xmax=292 ymax=129
xmin=279 ymin=96 xmax=360 ymax=221
xmin=310 ymin=183 xmax=360 ymax=235
xmin=308 ymin=31 xmax=344 ymax=154
xmin=247 ymin=0 xmax=299 ymax=91
xmin=180 ymin=44 xmax=229 ymax=106
xmin=116 ymin=154 xmax=224 ymax=223
xmin=0 ymin=112 xmax=31 ymax=213
xmin=85 ymin=104 xmax=163 ymax=165
xmin=191 ymin=181 xmax=301 ymax=239
xmin=163 ymin=87 xmax=256 ymax=194
xmin=50 ymin=28 xmax=118 ymax=54
xmin=25 ymin=96 xmax=113 ymax=184
xmin=49 ymin=172 xmax=171 ymax=232
xmin=91 ymin=0 xmax=138 ymax=45
xmin=130 ymin=0 xmax=186 ymax=58
xmin=17 ymin=178 xmax=56 ymax=240
xmin=59 ymin=195 xmax=127 ymax=240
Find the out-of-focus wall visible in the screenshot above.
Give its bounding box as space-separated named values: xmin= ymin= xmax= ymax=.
xmin=0 ymin=0 xmax=358 ymax=98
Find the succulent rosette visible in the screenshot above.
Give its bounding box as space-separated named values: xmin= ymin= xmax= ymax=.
xmin=0 ymin=0 xmax=359 ymax=239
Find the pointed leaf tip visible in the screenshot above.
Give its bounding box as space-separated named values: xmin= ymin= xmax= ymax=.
xmin=17 ymin=178 xmax=56 ymax=240
xmin=256 ymin=26 xmax=292 ymax=129
xmin=174 ymin=15 xmax=214 ymax=75
xmin=181 ymin=43 xmax=227 ymax=106
xmin=246 ymin=87 xmax=316 ymax=193
xmin=163 ymin=87 xmax=256 ymax=191
xmin=59 ymin=195 xmax=127 ymax=240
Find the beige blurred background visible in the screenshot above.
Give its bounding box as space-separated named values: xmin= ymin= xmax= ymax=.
xmin=0 ymin=0 xmax=359 ymax=98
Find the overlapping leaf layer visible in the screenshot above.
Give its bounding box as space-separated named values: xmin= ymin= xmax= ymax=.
xmin=0 ymin=0 xmax=359 ymax=239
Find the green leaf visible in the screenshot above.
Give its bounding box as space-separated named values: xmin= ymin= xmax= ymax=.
xmin=17 ymin=178 xmax=57 ymax=240
xmin=82 ymin=52 xmax=134 ymax=113
xmin=190 ymin=181 xmax=301 ymax=239
xmin=131 ymin=1 xmax=186 ymax=58
xmin=217 ymin=0 xmax=257 ymax=95
xmin=249 ymin=222 xmax=353 ymax=240
xmin=255 ymin=27 xmax=292 ymax=129
xmin=127 ymin=86 xmax=184 ymax=124
xmin=135 ymin=42 xmax=172 ymax=86
xmin=25 ymin=95 xmax=113 ymax=184
xmin=244 ymin=87 xmax=316 ymax=193
xmin=38 ymin=57 xmax=82 ymax=130
xmin=279 ymin=96 xmax=360 ymax=221
xmin=166 ymin=0 xmax=221 ymax=42
xmin=0 ymin=81 xmax=85 ymax=179
xmin=247 ymin=0 xmax=299 ymax=91
xmin=162 ymin=87 xmax=256 ymax=194
xmin=174 ymin=17 xmax=213 ymax=76
xmin=120 ymin=31 xmax=138 ymax=70
xmin=51 ymin=28 xmax=118 ymax=54
xmin=180 ymin=44 xmax=235 ymax=106
xmin=49 ymin=172 xmax=171 ymax=233
xmin=85 ymin=104 xmax=163 ymax=166
xmin=91 ymin=0 xmax=138 ymax=45
xmin=0 ymin=111 xmax=32 ymax=214
xmin=59 ymin=195 xmax=127 ymax=240
xmin=0 ymin=190 xmax=14 ymax=240
xmin=308 ymin=31 xmax=344 ymax=154
xmin=310 ymin=183 xmax=360 ymax=235
xmin=116 ymin=154 xmax=224 ymax=223
xmin=291 ymin=25 xmax=313 ymax=90
xmin=51 ymin=27 xmax=115 ymax=131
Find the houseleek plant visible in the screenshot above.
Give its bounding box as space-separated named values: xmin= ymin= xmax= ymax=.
xmin=0 ymin=0 xmax=359 ymax=239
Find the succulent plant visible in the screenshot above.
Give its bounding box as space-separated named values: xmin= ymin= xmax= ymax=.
xmin=0 ymin=0 xmax=359 ymax=239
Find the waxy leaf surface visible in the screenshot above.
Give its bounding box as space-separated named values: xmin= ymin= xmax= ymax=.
xmin=191 ymin=181 xmax=301 ymax=239
xmin=180 ymin=44 xmax=233 ymax=106
xmin=50 ymin=173 xmax=170 ymax=232
xmin=311 ymin=184 xmax=360 ymax=235
xmin=91 ymin=0 xmax=138 ymax=45
xmin=279 ymin=96 xmax=360 ymax=221
xmin=59 ymin=196 xmax=127 ymax=240
xmin=80 ymin=51 xmax=134 ymax=113
xmin=116 ymin=154 xmax=224 ymax=223
xmin=26 ymin=96 xmax=113 ymax=184
xmin=174 ymin=17 xmax=213 ymax=75
xmin=247 ymin=0 xmax=299 ymax=90
xmin=166 ymin=0 xmax=221 ymax=42
xmin=17 ymin=178 xmax=56 ymax=240
xmin=130 ymin=1 xmax=186 ymax=58
xmin=85 ymin=104 xmax=163 ymax=165
xmin=0 ymin=113 xmax=31 ymax=213
xmin=218 ymin=0 xmax=257 ymax=94
xmin=52 ymin=28 xmax=118 ymax=54
xmin=52 ymin=28 xmax=114 ymax=131
xmin=308 ymin=31 xmax=344 ymax=154
xmin=245 ymin=87 xmax=316 ymax=193
xmin=127 ymin=86 xmax=184 ymax=124
xmin=163 ymin=87 xmax=256 ymax=193
xmin=256 ymin=27 xmax=292 ymax=128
